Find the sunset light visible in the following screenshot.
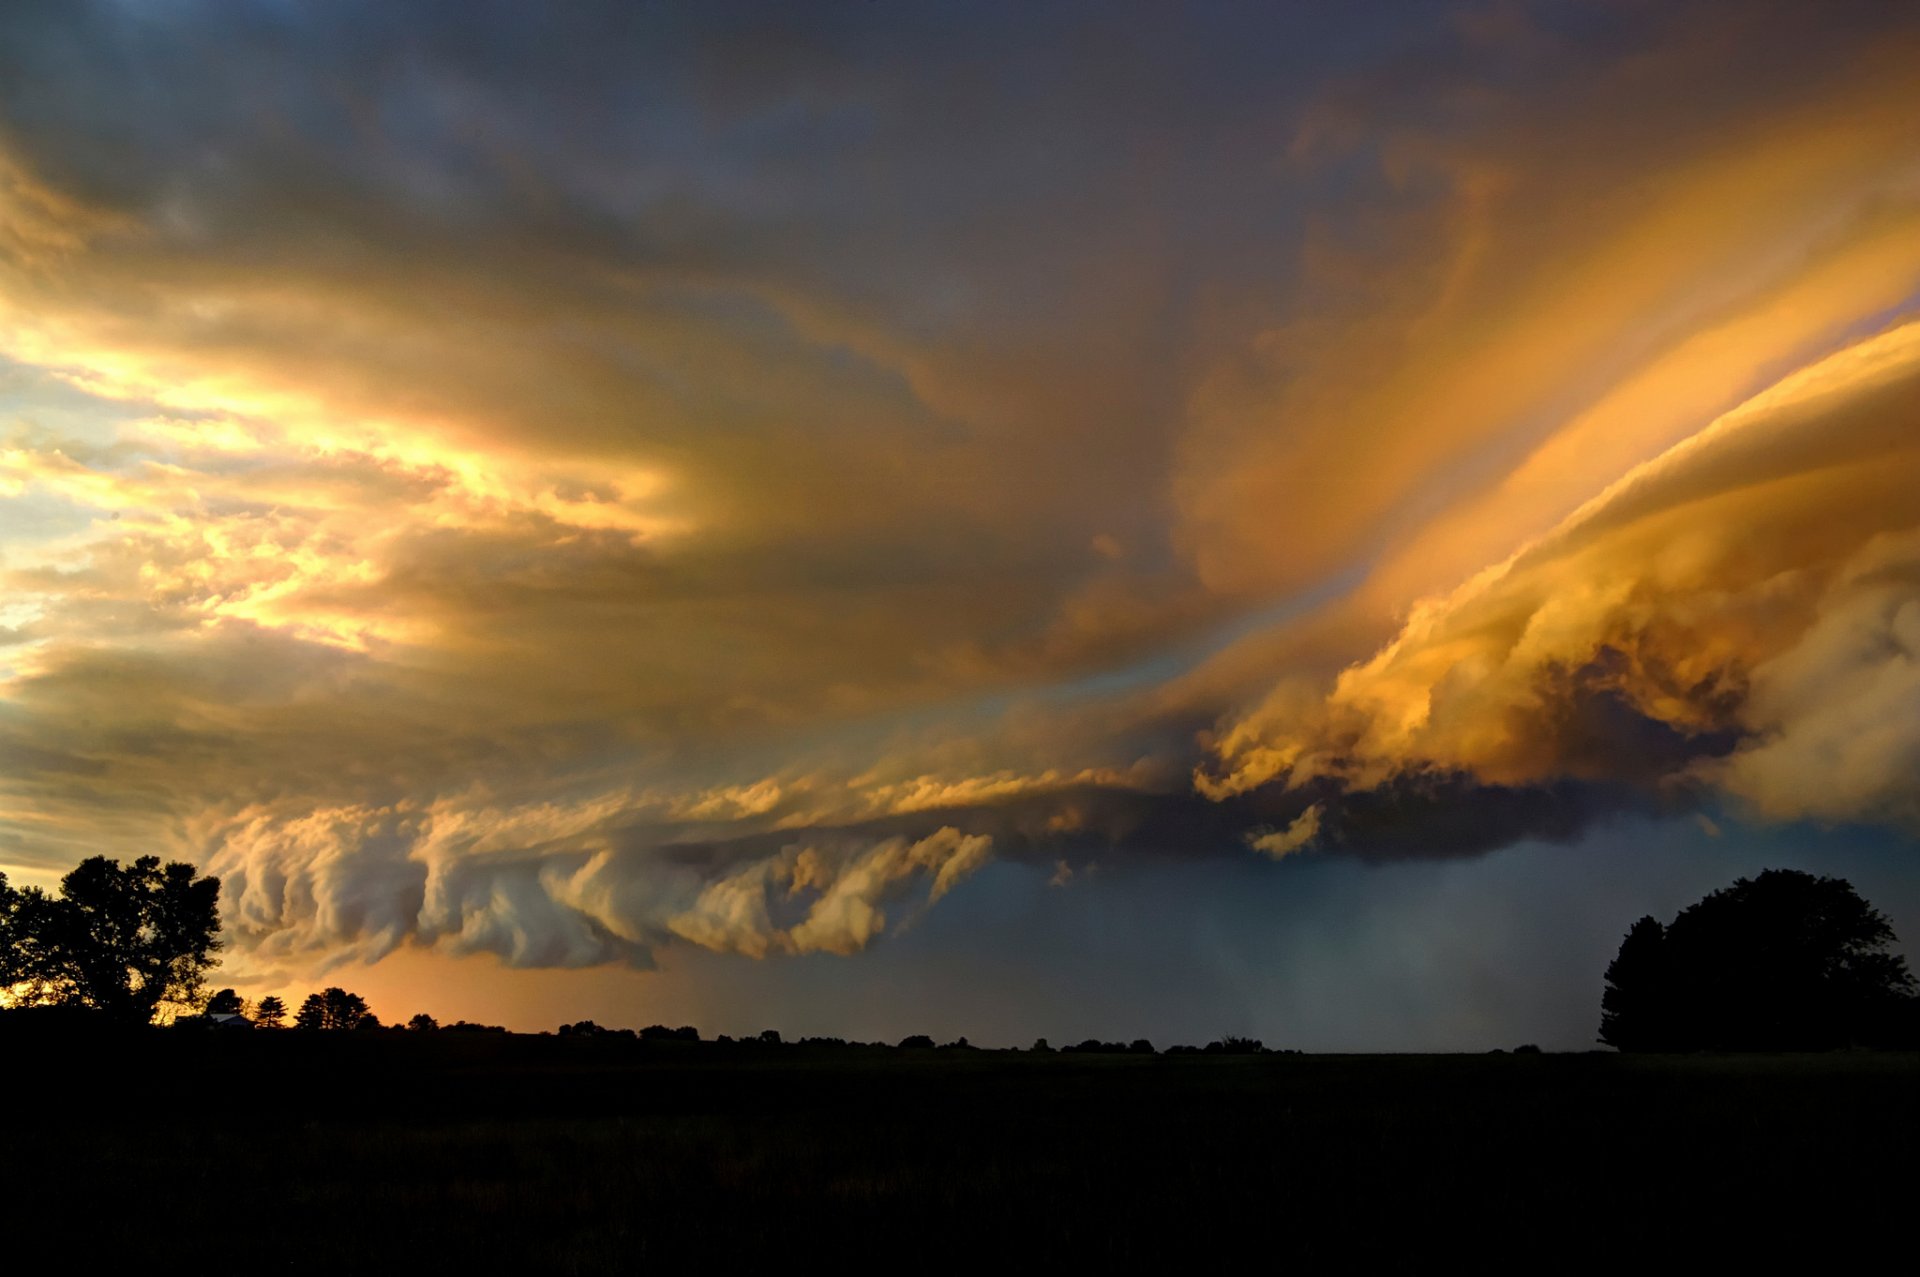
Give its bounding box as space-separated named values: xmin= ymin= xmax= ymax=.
xmin=4 ymin=0 xmax=1919 ymax=1051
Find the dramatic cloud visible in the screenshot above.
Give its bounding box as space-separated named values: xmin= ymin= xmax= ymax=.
xmin=1204 ymin=323 xmax=1920 ymax=842
xmin=1 ymin=1 xmax=1918 ymax=1001
xmin=210 ymin=793 xmax=993 ymax=969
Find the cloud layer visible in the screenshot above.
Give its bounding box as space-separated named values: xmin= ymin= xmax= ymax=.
xmin=1205 ymin=322 xmax=1920 ymax=837
xmin=2 ymin=2 xmax=1918 ymax=987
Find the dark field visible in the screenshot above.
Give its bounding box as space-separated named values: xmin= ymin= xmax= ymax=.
xmin=5 ymin=1028 xmax=1916 ymax=1268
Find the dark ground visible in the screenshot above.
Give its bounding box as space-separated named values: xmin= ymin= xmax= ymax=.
xmin=3 ymin=1024 xmax=1915 ymax=1268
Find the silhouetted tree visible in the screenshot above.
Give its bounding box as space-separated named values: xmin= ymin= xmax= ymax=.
xmin=0 ymin=857 xmax=222 ymax=1022
xmin=408 ymin=1013 xmax=439 ymax=1031
xmin=898 ymin=1034 xmax=935 ymax=1049
xmin=757 ymin=1029 xmax=782 ymax=1044
xmin=254 ymin=995 xmax=287 ymax=1029
xmin=206 ymin=988 xmax=244 ymax=1016
xmin=1202 ymin=1036 xmax=1264 ymax=1055
xmin=1063 ymin=1038 xmax=1151 ymax=1054
xmin=0 ymin=871 xmax=61 ymax=1001
xmin=1599 ymin=916 xmax=1675 ymax=1050
xmin=1030 ymin=1038 xmax=1053 ymax=1053
xmin=295 ymin=987 xmax=372 ymax=1031
xmin=1600 ymin=869 xmax=1918 ymax=1051
xmin=0 ymin=873 xmax=16 ymax=969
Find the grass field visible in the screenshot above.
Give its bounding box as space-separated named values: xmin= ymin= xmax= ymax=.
xmin=4 ymin=1027 xmax=1915 ymax=1268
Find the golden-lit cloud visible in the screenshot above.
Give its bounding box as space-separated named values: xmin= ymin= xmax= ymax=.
xmin=1176 ymin=15 xmax=1920 ymax=606
xmin=1203 ymin=322 xmax=1920 ymax=831
xmin=1248 ymin=806 xmax=1323 ymax=860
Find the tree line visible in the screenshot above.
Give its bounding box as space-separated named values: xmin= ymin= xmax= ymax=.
xmin=8 ymin=855 xmax=1919 ymax=1051
xmin=189 ymin=1000 xmax=1291 ymax=1055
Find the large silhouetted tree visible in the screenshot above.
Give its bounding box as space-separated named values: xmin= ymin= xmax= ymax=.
xmin=53 ymin=857 xmax=222 ymax=1021
xmin=295 ymin=987 xmax=372 ymax=1030
xmin=1 ymin=858 xmax=222 ymax=1022
xmin=1600 ymin=869 xmax=1917 ymax=1051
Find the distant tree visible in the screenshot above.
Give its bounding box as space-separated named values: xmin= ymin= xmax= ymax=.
xmin=638 ymin=1023 xmax=699 ymax=1041
xmin=757 ymin=1029 xmax=782 ymax=1044
xmin=898 ymin=1034 xmax=935 ymax=1049
xmin=1030 ymin=1038 xmax=1053 ymax=1053
xmin=206 ymin=988 xmax=244 ymax=1016
xmin=1 ymin=857 xmax=223 ymax=1022
xmin=1062 ymin=1038 xmax=1145 ymax=1054
xmin=295 ymin=987 xmax=372 ymax=1031
xmin=408 ymin=1013 xmax=439 ymax=1031
xmin=253 ymin=995 xmax=287 ymax=1029
xmin=1600 ymin=869 xmax=1918 ymax=1051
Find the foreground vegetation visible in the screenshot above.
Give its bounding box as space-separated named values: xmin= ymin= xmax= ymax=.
xmin=3 ymin=1021 xmax=1914 ymax=1267
xmin=6 ymin=857 xmax=1916 ymax=1264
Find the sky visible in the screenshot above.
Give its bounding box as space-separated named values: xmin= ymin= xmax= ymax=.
xmin=3 ymin=0 xmax=1920 ymax=1050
